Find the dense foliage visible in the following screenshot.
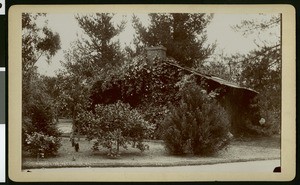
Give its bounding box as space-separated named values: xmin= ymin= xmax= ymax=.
xmin=76 ymin=101 xmax=155 ymax=157
xmin=163 ymin=77 xmax=231 ymax=155
xmin=91 ymin=56 xmax=183 ymax=107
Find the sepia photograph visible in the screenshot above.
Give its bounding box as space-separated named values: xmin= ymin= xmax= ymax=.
xmin=8 ymin=5 xmax=295 ymax=182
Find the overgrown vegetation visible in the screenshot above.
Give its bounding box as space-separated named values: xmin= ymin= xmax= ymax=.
xmin=90 ymin=57 xmax=183 ymax=139
xmin=22 ymin=13 xmax=282 ymax=160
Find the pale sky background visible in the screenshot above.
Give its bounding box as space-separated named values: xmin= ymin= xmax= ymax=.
xmin=35 ymin=13 xmax=280 ymax=76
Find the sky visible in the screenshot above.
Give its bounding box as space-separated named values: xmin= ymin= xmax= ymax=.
xmin=35 ymin=13 xmax=280 ymax=76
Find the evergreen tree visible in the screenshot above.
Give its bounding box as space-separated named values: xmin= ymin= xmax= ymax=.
xmin=74 ymin=13 xmax=125 ymax=69
xmin=133 ymin=13 xmax=215 ymax=67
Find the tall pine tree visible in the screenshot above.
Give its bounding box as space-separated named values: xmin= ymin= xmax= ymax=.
xmin=133 ymin=13 xmax=215 ymax=67
xmin=74 ymin=13 xmax=125 ymax=69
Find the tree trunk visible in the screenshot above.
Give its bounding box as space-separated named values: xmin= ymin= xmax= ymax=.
xmin=117 ymin=141 xmax=119 ymax=153
xmin=72 ymin=107 xmax=80 ymax=141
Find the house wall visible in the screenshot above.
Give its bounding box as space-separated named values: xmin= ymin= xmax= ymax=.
xmin=193 ymin=74 xmax=260 ymax=136
xmin=214 ymin=85 xmax=260 ymax=136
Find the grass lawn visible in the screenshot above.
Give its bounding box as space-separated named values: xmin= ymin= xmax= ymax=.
xmin=22 ymin=135 xmax=280 ymax=169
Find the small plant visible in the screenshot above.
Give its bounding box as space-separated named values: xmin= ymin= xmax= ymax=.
xmin=163 ymin=77 xmax=231 ymax=156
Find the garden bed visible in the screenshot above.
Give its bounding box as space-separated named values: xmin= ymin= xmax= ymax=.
xmin=22 ymin=136 xmax=280 ymax=169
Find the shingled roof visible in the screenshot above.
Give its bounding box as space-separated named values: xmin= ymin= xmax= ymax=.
xmin=164 ymin=60 xmax=259 ymax=95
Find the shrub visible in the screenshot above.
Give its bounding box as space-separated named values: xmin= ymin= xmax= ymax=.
xmin=24 ymin=132 xmax=61 ymax=158
xmin=76 ymin=101 xmax=155 ymax=157
xmin=163 ymin=78 xmax=231 ymax=156
xmin=22 ymin=90 xmax=62 ymax=157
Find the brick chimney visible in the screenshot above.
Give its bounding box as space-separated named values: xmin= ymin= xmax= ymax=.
xmin=146 ymin=45 xmax=167 ymax=61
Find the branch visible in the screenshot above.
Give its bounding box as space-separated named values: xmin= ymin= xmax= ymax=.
xmin=242 ymin=44 xmax=280 ymax=64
